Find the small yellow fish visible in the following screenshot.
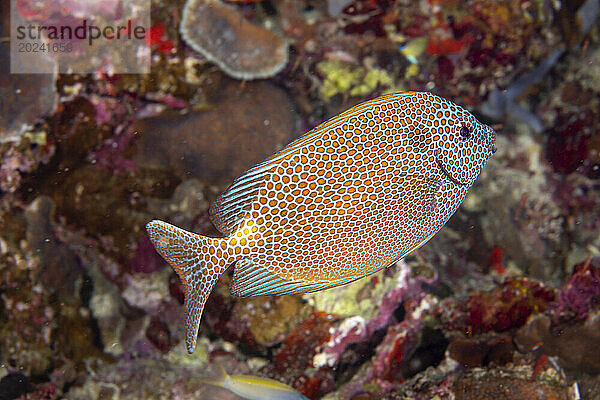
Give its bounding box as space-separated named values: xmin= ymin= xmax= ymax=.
xmin=399 ymin=37 xmax=428 ymax=65
xmin=201 ymin=361 xmax=309 ymax=400
xmin=147 ymin=91 xmax=496 ymax=353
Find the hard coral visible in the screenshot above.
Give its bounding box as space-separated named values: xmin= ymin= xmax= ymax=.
xmin=180 ymin=0 xmax=288 ymax=80
xmin=442 ymin=277 xmax=555 ymax=334
xmin=0 ymin=42 xmax=58 ymax=143
xmin=262 ymin=312 xmax=336 ymax=398
xmin=549 ymin=258 xmax=600 ymax=323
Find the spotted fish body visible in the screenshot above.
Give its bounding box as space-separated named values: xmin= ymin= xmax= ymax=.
xmin=147 ymin=91 xmax=496 ymax=353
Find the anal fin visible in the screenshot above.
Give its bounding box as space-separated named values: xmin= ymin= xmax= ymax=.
xmin=230 ymin=259 xmax=368 ymax=297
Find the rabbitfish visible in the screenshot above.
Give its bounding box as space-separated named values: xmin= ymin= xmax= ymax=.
xmin=146 ymin=91 xmax=497 ymax=353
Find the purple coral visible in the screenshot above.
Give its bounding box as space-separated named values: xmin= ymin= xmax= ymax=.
xmin=550 ymin=258 xmax=600 ymax=323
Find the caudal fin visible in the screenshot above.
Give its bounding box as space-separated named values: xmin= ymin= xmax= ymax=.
xmin=146 ymin=220 xmax=229 ymax=353
xmin=199 ymin=360 xmax=229 ymax=388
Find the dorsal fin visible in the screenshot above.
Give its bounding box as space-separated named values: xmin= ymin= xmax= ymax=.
xmin=210 ymin=92 xmax=414 ymax=236
xmin=209 ymin=172 xmax=270 ymax=235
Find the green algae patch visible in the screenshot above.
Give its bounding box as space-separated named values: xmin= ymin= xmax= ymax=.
xmin=166 ymin=337 xmax=209 ymax=367
xmin=316 ymin=60 xmax=394 ymax=100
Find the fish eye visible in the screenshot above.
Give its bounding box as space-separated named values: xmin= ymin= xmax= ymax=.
xmin=459 ymin=123 xmax=472 ymax=140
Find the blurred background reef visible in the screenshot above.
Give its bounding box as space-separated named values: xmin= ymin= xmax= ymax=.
xmin=1 ymin=0 xmax=600 ymax=399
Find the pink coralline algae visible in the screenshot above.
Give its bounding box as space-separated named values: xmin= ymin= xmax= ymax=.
xmin=315 ymin=265 xmax=438 ymax=369
xmin=262 ymin=312 xmax=336 ymax=398
xmin=549 ymin=258 xmax=600 ymax=323
xmin=130 ymin=233 xmax=166 ymax=274
xmin=331 ymin=294 xmax=441 ymax=399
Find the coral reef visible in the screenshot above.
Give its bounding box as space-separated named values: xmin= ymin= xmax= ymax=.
xmin=180 ymin=0 xmax=288 ymax=80
xmin=132 ymin=80 xmax=299 ymax=187
xmin=0 ymin=42 xmax=58 ymax=144
xmin=1 ymin=0 xmax=599 ymax=398
xmin=440 ymin=277 xmax=555 ymax=334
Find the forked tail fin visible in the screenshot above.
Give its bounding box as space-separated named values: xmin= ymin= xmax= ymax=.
xmin=145 ymin=220 xmax=229 ymax=353
xmin=199 ymin=360 xmax=229 ymax=388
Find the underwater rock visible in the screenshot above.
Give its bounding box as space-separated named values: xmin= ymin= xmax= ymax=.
xmin=370 ymin=318 xmax=425 ymax=382
xmin=0 ymin=42 xmax=58 ymax=143
xmin=144 ymin=178 xmax=208 ymax=234
xmin=0 ymin=235 xmax=56 ymax=377
xmin=180 ymin=0 xmax=288 ymax=80
xmin=0 ymin=373 xmax=33 ymax=400
xmin=465 ymin=134 xmax=568 ymax=282
xmin=122 ymin=268 xmax=171 ymax=316
xmin=64 ymin=356 xmax=213 ymax=399
xmin=45 ymin=97 xmax=109 ymax=172
xmin=0 ymin=133 xmax=56 ymax=194
xmin=325 ymin=294 xmax=443 ymax=399
xmin=203 ymin=293 xmax=314 ymax=355
xmin=80 ymin=247 xmax=127 ymax=356
xmin=48 ymin=164 xmax=151 ymax=253
xmin=130 ymin=233 xmax=165 ymax=274
xmin=337 ymin=351 xmax=571 ymax=399
xmin=514 ymin=311 xmax=600 ymax=373
xmin=451 ymin=371 xmax=568 ymax=400
xmin=232 ymin=296 xmax=313 ymax=347
xmin=448 ymin=335 xmax=515 ymax=369
xmin=309 ymin=261 xmax=438 ymax=369
xmin=55 ymin=304 xmax=112 ymax=366
xmin=262 ymin=312 xmax=336 ymax=398
xmin=24 ymin=196 xmax=82 ymax=303
xmin=28 ymin=381 xmax=58 ymax=400
xmin=441 ymin=277 xmax=555 ymax=335
xmin=133 ymin=80 xmax=298 ymax=188
xmin=146 ymin=317 xmax=173 ymax=354
xmin=545 ymin=109 xmax=597 ymax=176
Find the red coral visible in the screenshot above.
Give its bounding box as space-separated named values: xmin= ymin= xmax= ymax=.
xmin=488 ymin=246 xmax=505 ymax=274
xmin=262 ymin=312 xmax=336 ymax=398
xmin=146 ymin=24 xmax=175 ymax=53
xmin=426 ymin=37 xmax=471 ymax=56
xmin=443 ymin=278 xmax=555 ymax=334
xmin=545 ymin=110 xmax=595 ymax=175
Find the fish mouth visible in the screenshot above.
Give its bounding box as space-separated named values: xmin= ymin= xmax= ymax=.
xmin=436 ymin=153 xmax=469 ymax=186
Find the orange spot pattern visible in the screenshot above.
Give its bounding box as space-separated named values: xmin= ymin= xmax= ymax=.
xmin=222 ymin=92 xmax=496 ymax=283
xmin=147 ymin=91 xmax=497 ymax=352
